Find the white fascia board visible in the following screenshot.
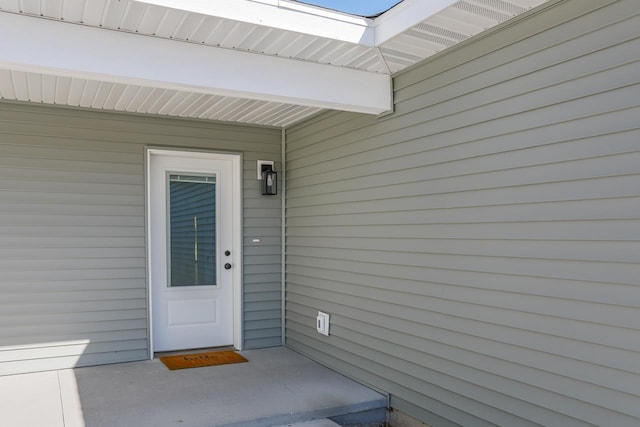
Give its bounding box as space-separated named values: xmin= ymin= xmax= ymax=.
xmin=374 ymin=0 xmax=459 ymax=45
xmin=134 ymin=0 xmax=375 ymax=46
xmin=0 ymin=13 xmax=392 ymax=115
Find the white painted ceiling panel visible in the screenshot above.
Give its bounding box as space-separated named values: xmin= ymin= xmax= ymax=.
xmin=412 ymin=23 xmax=468 ymax=43
xmin=135 ymin=5 xmax=166 ymax=33
xmin=427 ymin=12 xmax=485 ymax=36
xmin=0 ymin=70 xmax=15 ymax=100
xmin=67 ymin=78 xmax=87 ymax=107
xmin=61 ymin=0 xmax=85 ymax=22
xmin=446 ymin=5 xmax=508 ymax=29
xmin=41 ymin=75 xmax=57 ymax=104
xmin=20 ymin=0 xmax=40 ymax=16
xmin=0 ymin=0 xmax=550 ymax=126
xmin=27 ymin=73 xmax=45 ymax=103
xmin=102 ymin=1 xmax=130 ymax=28
xmin=0 ymin=70 xmax=323 ymax=126
xmin=11 ymin=71 xmax=29 ymax=102
xmin=156 ymin=10 xmax=189 ymax=38
xmin=91 ymin=82 xmax=115 ymax=109
xmin=82 ymin=0 xmax=108 ymax=26
xmin=79 ymin=80 xmax=101 ymax=108
xmin=144 ymin=89 xmax=176 ymax=115
xmin=119 ymin=3 xmax=151 ymax=31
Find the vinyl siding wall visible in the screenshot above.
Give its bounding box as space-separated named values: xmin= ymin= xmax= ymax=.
xmin=285 ymin=0 xmax=640 ymax=425
xmin=0 ymin=102 xmax=282 ymax=375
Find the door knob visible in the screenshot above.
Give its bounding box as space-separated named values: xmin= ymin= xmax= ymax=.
xmin=224 ymin=263 xmax=232 ymax=270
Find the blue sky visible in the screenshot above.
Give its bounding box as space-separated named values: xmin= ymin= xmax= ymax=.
xmin=296 ymin=0 xmax=403 ymax=17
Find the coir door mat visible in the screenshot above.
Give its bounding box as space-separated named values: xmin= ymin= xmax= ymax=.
xmin=160 ymin=350 xmax=248 ymax=370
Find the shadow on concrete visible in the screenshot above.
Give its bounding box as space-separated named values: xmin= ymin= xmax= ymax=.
xmin=63 ymin=347 xmax=386 ymax=427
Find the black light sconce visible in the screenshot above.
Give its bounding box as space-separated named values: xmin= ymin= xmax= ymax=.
xmin=258 ymin=160 xmax=277 ymax=195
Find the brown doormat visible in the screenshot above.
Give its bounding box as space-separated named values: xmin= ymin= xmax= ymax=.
xmin=160 ymin=350 xmax=248 ymax=370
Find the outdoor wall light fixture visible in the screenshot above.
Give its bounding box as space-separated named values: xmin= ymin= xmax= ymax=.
xmin=257 ymin=160 xmax=277 ymax=196
xmin=261 ymin=167 xmax=277 ymax=195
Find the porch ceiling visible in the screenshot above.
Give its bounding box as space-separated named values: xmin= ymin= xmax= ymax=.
xmin=0 ymin=0 xmax=549 ymax=127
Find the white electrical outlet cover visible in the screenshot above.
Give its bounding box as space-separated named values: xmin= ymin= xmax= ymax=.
xmin=317 ymin=311 xmax=330 ymax=336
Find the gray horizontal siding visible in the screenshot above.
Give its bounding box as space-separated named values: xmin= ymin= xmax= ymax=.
xmin=241 ymin=151 xmax=284 ymax=349
xmin=0 ymin=102 xmax=282 ymax=374
xmin=285 ymin=0 xmax=640 ymax=426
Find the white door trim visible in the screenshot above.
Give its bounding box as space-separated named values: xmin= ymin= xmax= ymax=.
xmin=146 ymin=148 xmax=243 ymax=358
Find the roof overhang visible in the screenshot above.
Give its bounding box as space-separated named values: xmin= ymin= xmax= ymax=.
xmin=136 ymin=0 xmax=377 ymax=45
xmin=0 ymin=0 xmax=549 ymax=126
xmin=374 ymin=0 xmax=459 ymax=45
xmin=0 ymin=11 xmax=392 ymax=115
xmin=134 ymin=0 xmax=460 ymax=46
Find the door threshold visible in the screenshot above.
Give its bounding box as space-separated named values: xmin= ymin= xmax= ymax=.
xmin=154 ymin=345 xmax=236 ymax=358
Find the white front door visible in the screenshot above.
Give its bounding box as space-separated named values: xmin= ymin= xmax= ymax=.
xmin=147 ymin=149 xmax=241 ymax=352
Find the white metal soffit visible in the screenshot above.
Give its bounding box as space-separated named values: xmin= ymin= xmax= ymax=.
xmin=0 ymin=0 xmax=549 ymax=127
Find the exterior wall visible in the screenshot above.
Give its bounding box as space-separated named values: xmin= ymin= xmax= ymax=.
xmin=0 ymin=102 xmax=282 ymax=375
xmin=285 ymin=0 xmax=640 ymax=426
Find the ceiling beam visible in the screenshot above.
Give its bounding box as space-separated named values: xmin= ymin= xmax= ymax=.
xmin=134 ymin=0 xmax=376 ymax=46
xmin=0 ymin=12 xmax=391 ymax=115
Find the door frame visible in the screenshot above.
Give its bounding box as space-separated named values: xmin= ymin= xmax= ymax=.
xmin=145 ymin=148 xmax=243 ymax=358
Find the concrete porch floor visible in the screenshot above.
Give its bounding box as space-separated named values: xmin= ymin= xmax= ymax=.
xmin=0 ymin=347 xmax=387 ymax=427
